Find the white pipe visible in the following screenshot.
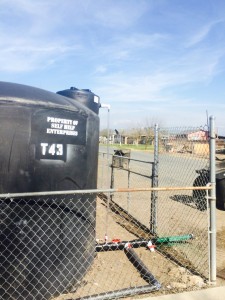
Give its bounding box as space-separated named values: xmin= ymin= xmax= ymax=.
xmin=100 ymin=104 xmax=111 ymax=110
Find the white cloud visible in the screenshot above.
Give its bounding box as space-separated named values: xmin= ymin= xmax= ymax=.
xmin=186 ymin=19 xmax=224 ymax=47
xmin=88 ymin=0 xmax=150 ymax=28
xmin=0 ymin=1 xmax=76 ymax=72
xmin=0 ymin=0 xmax=152 ymax=72
xmin=94 ymin=54 xmax=220 ymax=104
xmin=94 ymin=65 xmax=107 ymax=74
xmin=94 ymin=33 xmax=168 ymax=63
xmin=0 ymin=35 xmax=83 ymax=72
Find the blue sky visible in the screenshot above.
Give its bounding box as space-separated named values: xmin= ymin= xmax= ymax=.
xmin=1 ymin=0 xmax=225 ymax=133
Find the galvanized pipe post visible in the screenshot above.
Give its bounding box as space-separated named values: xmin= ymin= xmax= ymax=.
xmin=150 ymin=124 xmax=159 ymax=235
xmin=209 ymin=115 xmax=216 ymax=283
xmin=127 ymin=159 xmax=131 ymax=212
xmin=100 ymin=104 xmax=111 ymax=188
xmin=100 ymin=104 xmax=111 ymax=237
xmin=100 ymin=152 xmax=104 ymax=188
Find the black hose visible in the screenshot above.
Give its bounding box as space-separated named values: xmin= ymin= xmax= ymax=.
xmin=124 ymin=245 xmax=161 ymax=288
xmin=71 ymin=285 xmax=159 ymax=300
xmin=216 ymin=156 xmax=225 ymax=161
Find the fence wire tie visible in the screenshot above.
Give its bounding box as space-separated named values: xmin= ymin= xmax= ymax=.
xmin=208 ymin=230 xmax=216 ymax=234
xmin=207 ymin=196 xmax=216 ymax=201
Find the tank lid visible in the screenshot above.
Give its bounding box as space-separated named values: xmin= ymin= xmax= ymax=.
xmin=57 ymin=87 xmax=100 ymax=115
xmin=70 ymin=87 xmax=92 ymax=93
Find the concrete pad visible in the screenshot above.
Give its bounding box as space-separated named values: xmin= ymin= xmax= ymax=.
xmin=142 ymin=286 xmax=225 ymax=300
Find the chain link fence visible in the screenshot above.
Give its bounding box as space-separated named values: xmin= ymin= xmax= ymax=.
xmin=1 ymin=124 xmax=219 ymax=300
xmin=156 ymin=127 xmax=210 ymax=279
xmin=0 ymin=188 xmax=211 ymax=300
xmin=1 ymin=193 xmax=96 ymax=300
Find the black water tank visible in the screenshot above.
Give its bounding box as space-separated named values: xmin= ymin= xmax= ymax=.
xmin=216 ymin=170 xmax=225 ymax=210
xmin=0 ymin=82 xmax=100 ymax=299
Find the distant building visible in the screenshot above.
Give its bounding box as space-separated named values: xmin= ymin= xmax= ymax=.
xmin=187 ymin=130 xmax=208 ymax=141
xmin=175 ymin=130 xmax=208 ymax=141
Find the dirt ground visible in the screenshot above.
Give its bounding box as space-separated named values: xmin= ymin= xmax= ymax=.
xmin=53 ymin=197 xmax=225 ymax=300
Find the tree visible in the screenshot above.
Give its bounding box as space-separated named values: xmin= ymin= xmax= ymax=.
xmin=100 ymin=128 xmax=109 ymax=137
xmin=142 ymin=117 xmax=162 ymax=148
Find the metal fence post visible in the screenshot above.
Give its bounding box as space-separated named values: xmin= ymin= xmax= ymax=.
xmin=101 ymin=104 xmax=111 ymax=238
xmin=150 ymin=124 xmax=159 ymax=235
xmin=100 ymin=152 xmax=104 ymax=188
xmin=110 ymin=164 xmax=115 ymax=190
xmin=127 ymin=159 xmax=131 ymax=213
xmin=209 ymin=115 xmax=216 ymax=283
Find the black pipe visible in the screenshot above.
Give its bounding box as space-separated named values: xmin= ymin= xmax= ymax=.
xmin=124 ymin=244 xmax=161 ymax=288
xmin=95 ymin=240 xmax=147 ymax=252
xmin=70 ymin=285 xmax=159 ymax=300
xmin=69 ymin=244 xmax=161 ymax=300
xmin=95 ymin=234 xmax=193 ymax=252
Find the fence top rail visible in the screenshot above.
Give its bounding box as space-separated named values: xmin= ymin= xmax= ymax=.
xmin=0 ymin=186 xmax=212 ymax=199
xmin=99 ymin=151 xmax=154 ymax=164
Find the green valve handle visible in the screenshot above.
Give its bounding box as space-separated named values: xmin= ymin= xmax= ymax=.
xmin=154 ymin=234 xmax=194 ymax=244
